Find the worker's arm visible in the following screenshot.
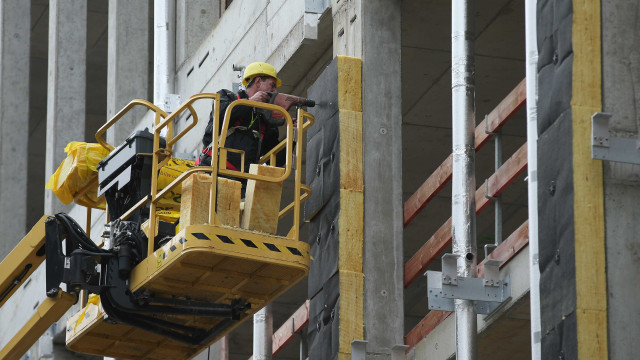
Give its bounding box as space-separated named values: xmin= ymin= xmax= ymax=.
xmin=203 ymin=89 xmax=253 ymax=148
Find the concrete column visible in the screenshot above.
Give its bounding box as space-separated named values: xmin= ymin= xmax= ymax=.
xmin=0 ymin=0 xmax=30 ymax=257
xmin=176 ymin=0 xmax=220 ymax=68
xmin=333 ymin=0 xmax=404 ymax=356
xmin=602 ymin=0 xmax=640 ymax=358
xmin=361 ymin=0 xmax=404 ymax=355
xmin=107 ymin=0 xmax=150 ymax=146
xmin=44 ymin=0 xmax=87 ymax=215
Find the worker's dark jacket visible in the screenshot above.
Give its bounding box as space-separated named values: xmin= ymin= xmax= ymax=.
xmin=197 ymin=89 xmax=283 ymax=172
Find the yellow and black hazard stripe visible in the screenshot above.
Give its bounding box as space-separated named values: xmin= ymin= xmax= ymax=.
xmin=187 ymin=232 xmax=306 ymax=257
xmin=157 ymin=237 xmax=187 ymax=260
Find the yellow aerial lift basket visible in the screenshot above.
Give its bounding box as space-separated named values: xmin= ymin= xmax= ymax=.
xmin=61 ymin=94 xmax=314 ymax=359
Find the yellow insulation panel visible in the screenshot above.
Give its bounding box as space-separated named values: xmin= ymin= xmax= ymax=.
xmin=571 ymin=0 xmax=608 ymax=358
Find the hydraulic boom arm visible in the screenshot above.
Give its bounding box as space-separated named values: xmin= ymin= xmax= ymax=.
xmin=0 ymin=216 xmax=79 ymax=360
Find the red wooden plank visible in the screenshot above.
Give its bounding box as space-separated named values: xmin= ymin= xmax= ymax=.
xmin=475 ymin=143 xmax=529 ymax=214
xmin=475 ymin=78 xmax=527 ymax=150
xmin=477 ymin=220 xmax=529 ymax=278
xmin=403 ymin=155 xmax=453 ymax=226
xmin=403 ymin=79 xmax=526 ymax=227
xmin=405 ymin=220 xmax=529 ymax=351
xmin=404 ymin=143 xmax=528 ymax=287
xmin=404 ymin=219 xmax=452 ymax=287
xmin=404 ymin=310 xmax=452 ymax=350
xmin=272 ymin=300 xmax=309 ymax=356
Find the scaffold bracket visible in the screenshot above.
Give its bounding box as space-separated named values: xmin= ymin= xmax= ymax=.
xmin=426 ymin=255 xmax=511 ymax=315
xmin=591 ymin=112 xmax=640 ymax=164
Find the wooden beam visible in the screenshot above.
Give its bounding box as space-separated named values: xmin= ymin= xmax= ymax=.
xmin=216 ymin=177 xmax=242 ymax=227
xmin=404 ymin=310 xmax=452 ymax=351
xmin=476 ymin=144 xmax=529 ymax=214
xmin=477 ymin=220 xmax=529 ymax=278
xmin=405 ymin=219 xmax=529 ymax=351
xmin=241 ymin=164 xmax=285 ymax=234
xmin=403 ymin=155 xmax=453 ymax=226
xmin=474 ymin=78 xmax=527 ymax=150
xmin=403 ymin=79 xmax=526 ymax=227
xmin=272 ymin=300 xmax=310 ymax=357
xmin=180 ymin=173 xmax=211 ymax=227
xmin=404 ymin=218 xmax=452 ymax=287
xmin=404 ymin=143 xmax=528 ymax=287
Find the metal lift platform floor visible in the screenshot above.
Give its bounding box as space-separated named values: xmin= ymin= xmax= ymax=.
xmin=66 ymin=223 xmax=309 ymax=359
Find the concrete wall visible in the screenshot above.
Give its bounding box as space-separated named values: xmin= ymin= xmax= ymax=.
xmin=0 ymin=0 xmax=30 ymax=259
xmin=172 ymin=0 xmax=312 ymax=156
xmin=176 ymin=0 xmax=220 ymax=69
xmin=601 ymin=0 xmax=640 ymax=358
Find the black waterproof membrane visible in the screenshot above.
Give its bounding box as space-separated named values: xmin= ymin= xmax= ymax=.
xmin=536 ymin=0 xmax=578 ymax=356
xmin=305 ymin=58 xmax=342 ymax=360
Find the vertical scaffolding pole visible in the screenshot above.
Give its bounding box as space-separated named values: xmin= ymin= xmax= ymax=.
xmin=219 ymin=336 xmax=229 ymax=360
xmin=253 ymin=304 xmax=273 ymax=360
xmin=494 ymin=131 xmax=503 ymax=245
xmin=451 ymin=0 xmax=477 ymax=359
xmin=153 ymin=0 xmax=176 ymax=112
xmin=299 ymin=330 xmax=308 ymax=360
xmin=525 ymin=0 xmax=541 ymax=358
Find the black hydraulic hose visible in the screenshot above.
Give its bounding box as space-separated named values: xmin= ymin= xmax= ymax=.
xmin=56 ymin=215 xmax=97 ymax=252
xmin=100 ymin=294 xmax=205 ymax=345
xmin=54 ymin=213 xmax=109 ymax=254
xmin=71 ymin=249 xmax=115 ymax=257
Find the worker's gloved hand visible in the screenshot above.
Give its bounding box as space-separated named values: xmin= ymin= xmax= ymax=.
xmin=249 ymin=91 xmax=272 ymax=103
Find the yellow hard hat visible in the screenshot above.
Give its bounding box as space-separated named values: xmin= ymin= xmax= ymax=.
xmin=242 ymin=62 xmax=282 ymax=87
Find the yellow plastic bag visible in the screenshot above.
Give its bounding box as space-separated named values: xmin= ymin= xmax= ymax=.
xmin=156 ymin=158 xmax=196 ymax=209
xmin=45 ymin=142 xmax=111 ymax=209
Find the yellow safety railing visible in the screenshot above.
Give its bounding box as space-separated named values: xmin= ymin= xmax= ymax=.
xmin=96 ymin=93 xmax=314 ymax=257
xmin=217 ymin=100 xmax=294 ymax=183
xmin=95 ymin=99 xmax=169 ymax=152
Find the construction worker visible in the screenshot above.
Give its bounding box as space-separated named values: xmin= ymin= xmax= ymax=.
xmin=196 ymin=62 xmax=285 ymax=191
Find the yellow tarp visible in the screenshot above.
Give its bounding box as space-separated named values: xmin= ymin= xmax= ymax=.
xmin=45 ymin=142 xmax=110 ymax=209
xmin=156 ymin=158 xmax=196 ymax=209
xmin=47 ymin=142 xmax=195 ymax=212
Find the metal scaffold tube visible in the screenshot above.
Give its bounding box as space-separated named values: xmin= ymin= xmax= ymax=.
xmin=253 ymin=304 xmax=273 ymax=360
xmin=451 ymin=0 xmax=477 ymax=359
xmin=220 ymin=335 xmax=229 ymax=360
xmin=525 ymin=0 xmax=541 ymax=358
xmin=153 ymin=0 xmax=176 ymax=111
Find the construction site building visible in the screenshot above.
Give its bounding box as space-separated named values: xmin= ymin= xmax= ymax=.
xmin=0 ymin=0 xmax=638 ymax=359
